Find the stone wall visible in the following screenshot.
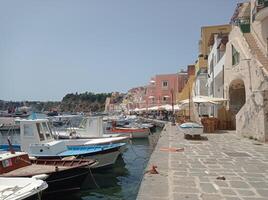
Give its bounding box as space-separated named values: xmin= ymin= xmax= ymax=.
xmin=236 ymin=90 xmax=268 ymax=141
xmin=224 ymin=26 xmax=268 ymax=142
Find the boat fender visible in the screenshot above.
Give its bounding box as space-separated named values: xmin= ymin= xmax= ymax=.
xmin=32 ymin=174 xmax=49 ymax=180
xmin=55 ymin=166 xmax=59 ymax=172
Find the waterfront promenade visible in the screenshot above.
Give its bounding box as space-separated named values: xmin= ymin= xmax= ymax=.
xmin=137 ymin=123 xmax=268 ymax=200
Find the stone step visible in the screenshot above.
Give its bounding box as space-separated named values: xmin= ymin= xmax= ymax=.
xmin=244 ymin=33 xmax=268 ymax=69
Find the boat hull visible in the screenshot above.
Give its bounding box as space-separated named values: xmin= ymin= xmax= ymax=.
xmin=105 ymin=128 xmax=150 ymax=139
xmin=179 ymin=122 xmax=204 ymax=136
xmin=31 ymin=145 xmax=123 ymax=169
xmin=0 ymin=177 xmax=47 ymax=200
xmin=44 ymin=166 xmax=90 ymax=195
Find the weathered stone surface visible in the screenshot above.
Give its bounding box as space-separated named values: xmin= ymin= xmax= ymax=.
xmin=137 ymin=123 xmax=268 ymax=200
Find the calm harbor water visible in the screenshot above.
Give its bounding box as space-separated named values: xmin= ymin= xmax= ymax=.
xmin=32 ymin=113 xmax=162 ymax=200
xmin=45 ymin=131 xmax=161 ymax=200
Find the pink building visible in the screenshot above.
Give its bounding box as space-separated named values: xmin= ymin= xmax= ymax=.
xmin=144 ymin=72 xmax=188 ymax=108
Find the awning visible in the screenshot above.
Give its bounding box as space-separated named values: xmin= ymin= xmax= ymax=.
xmin=178 ymin=96 xmax=228 ymax=105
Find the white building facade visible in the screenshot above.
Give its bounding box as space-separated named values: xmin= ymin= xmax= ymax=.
xmin=207 ymin=34 xmax=229 ymax=116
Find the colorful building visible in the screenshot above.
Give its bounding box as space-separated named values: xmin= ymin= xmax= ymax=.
xmin=196 ymin=24 xmax=232 ymax=73
xmin=144 ymin=72 xmax=188 ymax=108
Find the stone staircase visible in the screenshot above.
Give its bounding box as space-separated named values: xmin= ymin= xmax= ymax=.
xmin=244 ymin=33 xmax=268 ymax=71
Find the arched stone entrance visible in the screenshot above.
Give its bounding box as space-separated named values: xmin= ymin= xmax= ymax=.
xmin=228 ymin=79 xmax=246 ymax=129
xmin=229 ymin=79 xmax=246 ymax=114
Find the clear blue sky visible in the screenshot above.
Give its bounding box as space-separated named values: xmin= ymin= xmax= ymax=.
xmin=0 ymin=0 xmax=243 ymax=101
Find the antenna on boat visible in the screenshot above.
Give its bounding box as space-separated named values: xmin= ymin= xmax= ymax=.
xmin=7 ymin=137 xmax=15 ymax=154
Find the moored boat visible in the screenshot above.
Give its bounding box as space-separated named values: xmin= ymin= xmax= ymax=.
xmin=0 ymin=151 xmax=96 ymax=195
xmin=0 ymin=177 xmax=48 ymax=200
xmin=54 ymin=116 xmax=130 ymax=144
xmin=179 ymin=122 xmax=204 ymax=138
xmin=29 ymin=141 xmax=125 ymax=168
xmin=0 ymin=118 xmax=127 ymax=169
xmin=105 ymin=127 xmax=150 ymax=139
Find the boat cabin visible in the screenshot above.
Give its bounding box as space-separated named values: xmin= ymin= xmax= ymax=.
xmin=19 ymin=119 xmax=55 ymax=152
xmin=66 ymin=116 xmax=103 ymax=137
xmin=0 ymin=151 xmax=31 ymax=174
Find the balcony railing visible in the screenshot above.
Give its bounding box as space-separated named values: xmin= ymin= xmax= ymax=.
xmin=233 ymin=17 xmax=251 ymax=33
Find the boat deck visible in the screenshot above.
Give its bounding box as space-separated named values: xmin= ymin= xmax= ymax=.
xmin=1 ymin=164 xmax=72 ymax=177
xmin=1 ymin=159 xmax=94 ymax=177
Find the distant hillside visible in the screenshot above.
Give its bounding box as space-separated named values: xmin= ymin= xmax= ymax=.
xmin=0 ymin=92 xmax=126 ymax=113
xmin=60 ymin=92 xmax=112 ymax=112
xmin=0 ymin=100 xmax=60 ymax=112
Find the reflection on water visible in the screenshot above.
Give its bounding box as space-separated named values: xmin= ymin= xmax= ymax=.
xmin=44 ymin=128 xmax=161 ymax=200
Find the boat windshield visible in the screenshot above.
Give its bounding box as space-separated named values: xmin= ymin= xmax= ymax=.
xmin=79 ymin=118 xmax=87 ymax=129
xmin=41 ymin=122 xmax=52 ymax=140
xmin=36 ymin=123 xmax=45 ymax=141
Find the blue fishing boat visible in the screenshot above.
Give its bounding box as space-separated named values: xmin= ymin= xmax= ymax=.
xmin=29 ymin=141 xmax=125 ymax=168
xmin=0 ymin=119 xmax=126 ymax=168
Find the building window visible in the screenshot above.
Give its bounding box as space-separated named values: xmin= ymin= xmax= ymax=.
xmin=232 ymin=45 xmax=240 ymax=66
xmin=162 ymin=81 xmax=168 ymax=88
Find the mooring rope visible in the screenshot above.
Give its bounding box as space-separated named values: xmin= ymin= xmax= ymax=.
xmin=88 ymin=167 xmax=100 ymax=189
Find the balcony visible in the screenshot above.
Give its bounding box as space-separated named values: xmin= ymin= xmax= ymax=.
xmin=234 ymin=18 xmax=251 ymax=33
xmin=252 ymin=0 xmax=268 ymax=21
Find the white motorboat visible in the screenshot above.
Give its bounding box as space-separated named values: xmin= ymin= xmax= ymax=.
xmin=1 ymin=119 xmax=126 ymax=169
xmin=0 ymin=177 xmax=47 ymax=200
xmin=179 ymin=122 xmax=204 ymax=138
xmin=55 ymin=116 xmax=130 ymax=143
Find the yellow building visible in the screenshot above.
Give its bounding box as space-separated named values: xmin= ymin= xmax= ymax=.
xmin=176 ymin=75 xmax=195 ymax=102
xmin=196 ymin=24 xmax=232 ymax=73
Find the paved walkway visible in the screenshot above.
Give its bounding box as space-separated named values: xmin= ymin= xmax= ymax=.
xmin=137 ymin=123 xmax=268 ymax=200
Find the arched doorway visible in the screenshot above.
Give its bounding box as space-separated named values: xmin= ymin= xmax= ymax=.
xmin=228 ymin=79 xmax=246 ymax=129
xmin=229 ymin=79 xmax=246 ymax=114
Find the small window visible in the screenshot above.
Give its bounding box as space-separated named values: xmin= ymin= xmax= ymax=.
xmin=163 ymin=97 xmax=167 ymax=101
xmin=36 ymin=123 xmax=45 ymax=141
xmin=232 ymin=45 xmax=240 ymax=66
xmin=2 ymin=159 xmax=12 ymax=168
xmin=41 ymin=122 xmax=51 ymax=139
xmin=162 ymin=81 xmax=168 ymax=88
xmin=79 ymin=118 xmax=87 ymax=129
xmin=24 ymin=124 xmax=34 ymax=137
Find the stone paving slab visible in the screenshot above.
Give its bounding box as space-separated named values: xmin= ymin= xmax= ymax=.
xmin=137 ymin=123 xmax=268 ymax=200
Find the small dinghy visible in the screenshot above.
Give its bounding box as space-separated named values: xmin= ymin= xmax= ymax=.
xmin=0 ymin=177 xmax=48 ymax=200
xmin=105 ymin=127 xmax=150 ymax=139
xmin=179 ymin=122 xmax=204 ymax=139
xmin=104 ymin=120 xmax=150 ymax=139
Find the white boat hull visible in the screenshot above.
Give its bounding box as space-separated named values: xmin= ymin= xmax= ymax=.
xmin=0 ymin=177 xmax=48 ymax=200
xmin=86 ymin=150 xmax=121 ymax=168
xmin=179 ymin=122 xmax=204 ymax=136
xmin=62 ymin=136 xmax=129 ymax=146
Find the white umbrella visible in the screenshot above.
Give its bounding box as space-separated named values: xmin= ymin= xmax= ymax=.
xmin=148 ymin=106 xmax=160 ymax=111
xmin=178 ymin=96 xmax=227 ymax=105
xmin=159 ymin=104 xmax=173 ymax=111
